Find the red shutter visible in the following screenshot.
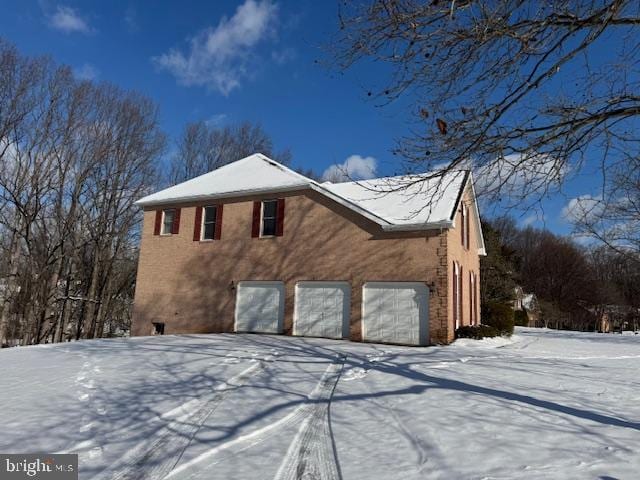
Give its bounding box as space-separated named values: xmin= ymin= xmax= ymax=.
xmin=251 ymin=201 xmax=261 ymax=238
xmin=460 ymin=206 xmax=464 ymax=247
xmin=276 ymin=198 xmax=285 ymax=237
xmin=172 ymin=208 xmax=181 ymax=235
xmin=475 ymin=273 xmax=479 ymax=325
xmin=459 ymin=265 xmax=464 ymax=325
xmin=469 ymin=272 xmax=473 ymax=325
xmin=193 ymin=206 xmax=202 ymax=241
xmin=453 ymin=262 xmax=458 ymax=326
xmin=154 ymin=210 xmax=162 ymax=236
xmin=466 ymin=206 xmax=471 ymax=250
xmin=214 ymin=204 xmax=223 ymax=240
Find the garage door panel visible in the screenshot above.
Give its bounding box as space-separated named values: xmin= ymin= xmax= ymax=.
xmin=294 ymin=282 xmax=350 ymax=339
xmin=235 ymin=281 xmax=284 ymax=333
xmin=363 ymin=282 xmax=429 ymax=346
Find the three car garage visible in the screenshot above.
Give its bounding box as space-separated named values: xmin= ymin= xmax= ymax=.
xmin=234 ymin=280 xmax=430 ymax=345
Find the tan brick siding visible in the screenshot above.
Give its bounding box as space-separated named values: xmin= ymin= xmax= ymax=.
xmin=132 ymin=188 xmax=479 ymax=345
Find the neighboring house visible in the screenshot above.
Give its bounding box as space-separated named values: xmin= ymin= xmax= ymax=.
xmin=513 ymin=286 xmax=540 ymax=327
xmin=132 ymin=154 xmax=486 ymax=345
xmin=595 ymin=305 xmax=639 ymax=333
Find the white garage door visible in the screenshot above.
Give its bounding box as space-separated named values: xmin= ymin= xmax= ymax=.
xmin=235 ymin=281 xmax=285 ymax=333
xmin=294 ymin=282 xmax=350 ymax=339
xmin=362 ymin=282 xmax=429 ymax=346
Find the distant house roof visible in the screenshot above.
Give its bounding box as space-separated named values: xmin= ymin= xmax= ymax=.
xmin=136 ymin=153 xmax=485 ymax=254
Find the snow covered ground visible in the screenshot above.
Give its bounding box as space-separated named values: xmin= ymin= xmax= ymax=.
xmin=1 ymin=327 xmax=639 ymax=479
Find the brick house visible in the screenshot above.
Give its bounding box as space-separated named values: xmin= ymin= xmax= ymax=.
xmin=132 ymin=154 xmax=485 ymax=345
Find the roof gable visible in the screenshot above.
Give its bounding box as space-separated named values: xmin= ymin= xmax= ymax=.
xmin=136 ymin=153 xmax=312 ymax=206
xmin=136 ymin=154 xmax=483 ymax=247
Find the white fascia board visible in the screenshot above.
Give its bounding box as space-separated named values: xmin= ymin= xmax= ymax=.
xmin=467 ymin=173 xmax=487 ymax=256
xmin=135 ymin=184 xmax=310 ymax=208
xmin=381 ymin=221 xmax=453 ymax=232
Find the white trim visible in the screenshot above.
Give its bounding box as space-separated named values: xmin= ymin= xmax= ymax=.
xmin=137 ymin=184 xmax=308 ymax=208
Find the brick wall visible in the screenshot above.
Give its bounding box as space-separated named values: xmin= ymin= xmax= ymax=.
xmin=132 ymin=188 xmax=478 ymax=345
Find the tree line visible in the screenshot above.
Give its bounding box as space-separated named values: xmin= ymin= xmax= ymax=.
xmin=481 ymin=217 xmax=640 ymax=331
xmin=0 ymin=41 xmax=289 ymax=346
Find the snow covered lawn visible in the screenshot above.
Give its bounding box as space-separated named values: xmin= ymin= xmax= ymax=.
xmin=1 ymin=328 xmax=639 ymax=479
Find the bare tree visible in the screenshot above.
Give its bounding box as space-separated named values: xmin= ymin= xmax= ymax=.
xmin=0 ymin=40 xmax=165 ymax=346
xmin=567 ymin=150 xmax=640 ymax=259
xmin=332 ymin=1 xmax=640 ymax=209
xmin=170 ymin=121 xmax=292 ymax=184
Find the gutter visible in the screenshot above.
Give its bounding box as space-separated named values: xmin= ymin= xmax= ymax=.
xmin=134 ymin=184 xmax=311 ymax=208
xmin=381 ymin=221 xmax=453 ymax=232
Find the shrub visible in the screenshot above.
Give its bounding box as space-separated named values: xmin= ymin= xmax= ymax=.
xmin=456 ymin=325 xmax=499 ymax=340
xmin=514 ymin=310 xmax=529 ymax=327
xmin=482 ymin=301 xmax=515 ymax=336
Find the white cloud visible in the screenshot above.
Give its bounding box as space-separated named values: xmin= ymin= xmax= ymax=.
xmin=153 ymin=0 xmax=278 ymax=95
xmin=123 ymin=6 xmax=138 ymax=32
xmin=271 ymin=47 xmax=296 ymax=65
xmin=73 ymin=63 xmax=99 ymax=81
xmin=48 ymin=6 xmax=92 ymax=34
xmin=521 ymin=213 xmax=539 ymax=226
xmin=561 ymin=194 xmax=604 ymax=223
xmin=205 ymin=113 xmax=228 ymax=127
xmin=322 ymin=155 xmax=377 ymax=182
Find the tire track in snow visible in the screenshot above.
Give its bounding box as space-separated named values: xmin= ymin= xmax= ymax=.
xmin=91 ymin=361 xmax=264 ymax=480
xmin=166 ymin=356 xmax=346 ymax=480
xmin=273 ymin=357 xmax=344 ymax=480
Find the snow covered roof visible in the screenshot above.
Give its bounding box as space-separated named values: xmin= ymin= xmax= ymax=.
xmin=323 ymin=171 xmax=468 ymax=228
xmin=136 ymin=154 xmax=484 ymax=252
xmin=136 ymin=154 xmax=311 ymax=206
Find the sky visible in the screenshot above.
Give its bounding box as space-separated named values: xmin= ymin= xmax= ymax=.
xmin=0 ymin=0 xmax=599 ymax=236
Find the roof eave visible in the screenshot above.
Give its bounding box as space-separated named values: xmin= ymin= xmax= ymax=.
xmin=381 ymin=220 xmax=454 ymax=232
xmin=135 ymin=184 xmax=311 ymax=208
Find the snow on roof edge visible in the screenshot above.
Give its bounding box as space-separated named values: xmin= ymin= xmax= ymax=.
xmin=136 ymin=154 xmax=480 ymax=233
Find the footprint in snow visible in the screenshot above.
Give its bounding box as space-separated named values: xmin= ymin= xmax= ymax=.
xmin=342 ymin=367 xmax=368 ymax=381
xmin=80 ymin=422 xmax=94 ymax=433
xmin=88 ymin=447 xmax=103 ymax=459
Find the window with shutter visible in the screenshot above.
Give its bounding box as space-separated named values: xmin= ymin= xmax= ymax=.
xmin=202 ymin=206 xmax=217 ymax=240
xmin=161 ymin=209 xmax=175 ymax=235
xmin=261 ymin=200 xmax=278 ymax=236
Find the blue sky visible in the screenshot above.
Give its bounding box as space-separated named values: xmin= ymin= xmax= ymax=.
xmin=0 ymin=0 xmax=597 ymax=235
